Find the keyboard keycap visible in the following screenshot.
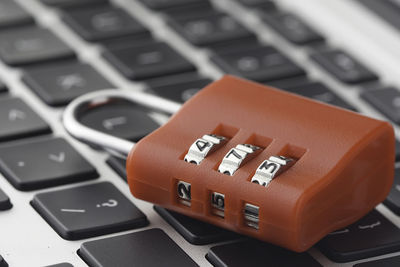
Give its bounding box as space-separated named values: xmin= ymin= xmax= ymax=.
xmin=23 ymin=61 xmax=114 ymax=106
xmin=396 ymin=140 xmax=400 ymax=160
xmin=154 ymin=206 xmax=237 ymax=245
xmin=103 ymin=41 xmax=196 ymax=80
xmin=44 ymin=263 xmax=73 ymax=267
xmin=147 ymin=74 xmax=212 ymax=103
xmin=353 ymin=255 xmax=400 ymax=267
xmin=138 ymin=0 xmax=206 ymax=11
xmin=284 ymin=82 xmax=357 ymax=111
xmin=0 ymin=80 xmax=7 ymax=93
xmin=0 ymin=0 xmax=34 ymax=29
xmin=106 ymin=156 xmax=127 ymax=181
xmin=0 ymin=256 xmax=7 ymax=267
xmin=32 ymin=182 xmax=147 ymax=240
xmin=237 ymin=0 xmax=275 ymax=6
xmin=318 ymin=209 xmax=400 ymax=262
xmin=0 ymin=98 xmax=51 ymax=142
xmin=263 ymin=13 xmax=325 ymax=45
xmin=41 ymin=0 xmax=107 ymax=8
xmin=63 ymin=5 xmax=149 ymax=42
xmin=169 ymin=13 xmax=253 ymax=47
xmin=266 ymin=75 xmax=311 ymax=89
xmin=211 ymin=45 xmax=305 ymax=82
xmin=0 ymin=187 xmax=12 ymax=211
xmin=361 ymin=87 xmax=400 ymax=124
xmin=206 ymin=240 xmax=321 ymax=267
xmin=79 ymin=228 xmax=198 ymax=267
xmin=0 ymin=138 xmax=98 ymax=191
xmin=0 ymin=27 xmax=75 ymax=66
xmin=358 ymin=0 xmax=400 ymax=31
xmin=384 ymin=167 xmax=400 ymax=214
xmin=311 ymin=49 xmax=378 ymax=84
xmin=78 ymin=99 xmax=160 ymax=141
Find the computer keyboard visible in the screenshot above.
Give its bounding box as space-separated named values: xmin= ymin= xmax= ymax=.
xmin=2 ymin=0 xmax=400 ymax=266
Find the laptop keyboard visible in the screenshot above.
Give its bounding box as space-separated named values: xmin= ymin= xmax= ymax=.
xmin=1 ymin=0 xmax=400 ymax=266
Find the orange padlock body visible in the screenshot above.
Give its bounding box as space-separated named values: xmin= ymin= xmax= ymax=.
xmin=127 ymin=75 xmax=395 ymax=252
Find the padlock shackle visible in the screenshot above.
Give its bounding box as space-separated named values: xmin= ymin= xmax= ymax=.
xmin=63 ymin=89 xmax=182 ymax=158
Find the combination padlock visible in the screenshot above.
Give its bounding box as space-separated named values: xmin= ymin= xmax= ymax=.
xmin=64 ymin=75 xmax=395 ymax=252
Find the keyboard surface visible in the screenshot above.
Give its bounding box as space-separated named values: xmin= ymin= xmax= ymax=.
xmin=2 ymin=0 xmax=400 ymax=266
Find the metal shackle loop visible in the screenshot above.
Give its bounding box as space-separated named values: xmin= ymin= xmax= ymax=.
xmin=63 ymin=89 xmax=182 ymax=158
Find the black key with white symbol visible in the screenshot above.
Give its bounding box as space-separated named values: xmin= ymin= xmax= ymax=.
xmin=311 ymin=49 xmax=378 ymax=84
xmin=0 ymin=256 xmax=7 ymax=267
xmin=354 ymin=255 xmax=400 ymax=267
xmin=147 ymin=75 xmax=212 ymax=103
xmin=44 ymin=263 xmax=73 ymax=267
xmin=0 ymin=98 xmax=51 ymax=142
xmin=361 ymin=87 xmax=400 ymax=124
xmin=0 ymin=138 xmax=98 ymax=191
xmin=0 ymin=27 xmax=75 ymax=66
xmin=32 ymin=182 xmax=147 ymax=240
xmin=79 ymin=228 xmax=198 ymax=267
xmin=263 ymin=12 xmax=324 ymax=45
xmin=41 ymin=0 xmax=107 ymax=8
xmin=212 ymin=45 xmax=305 ymax=82
xmin=154 ymin=206 xmax=237 ymax=245
xmin=384 ymin=167 xmax=400 ymax=214
xmin=207 ymin=240 xmax=321 ymax=267
xmin=169 ymin=12 xmax=253 ymax=47
xmin=0 ymin=0 xmax=34 ymax=29
xmin=106 ymin=156 xmax=127 ymax=182
xmin=284 ymin=82 xmax=357 ymax=111
xmin=0 ymin=187 xmax=12 ymax=211
xmin=63 ymin=5 xmax=150 ymax=42
xmin=138 ymin=0 xmax=206 ymax=10
xmin=79 ymin=99 xmax=160 ymax=142
xmin=103 ymin=41 xmax=196 ymax=80
xmin=23 ymin=61 xmax=114 ymax=106
xmin=318 ymin=209 xmax=400 ymax=262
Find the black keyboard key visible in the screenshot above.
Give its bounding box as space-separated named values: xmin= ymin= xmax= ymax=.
xmin=318 ymin=209 xmax=400 ymax=262
xmin=163 ymin=2 xmax=214 ymax=18
xmin=100 ymin=34 xmax=155 ymax=50
xmin=138 ymin=0 xmax=205 ymax=11
xmin=0 ymin=187 xmax=12 ymax=211
xmin=106 ymin=156 xmax=127 ymax=181
xmin=396 ymin=140 xmax=400 ymax=160
xmin=207 ymin=240 xmax=321 ymax=267
xmin=0 ymin=256 xmax=7 ymax=267
xmin=284 ymin=82 xmax=357 ymax=111
xmin=237 ymin=0 xmax=275 ymax=6
xmin=0 ymin=98 xmax=51 ymax=142
xmin=263 ymin=13 xmax=325 ymax=45
xmin=0 ymin=137 xmax=98 ymax=191
xmin=169 ymin=13 xmax=253 ymax=47
xmin=23 ymin=61 xmax=114 ymax=106
xmin=0 ymin=80 xmax=7 ymax=93
xmin=384 ymin=167 xmax=400 ymax=214
xmin=266 ymin=75 xmax=311 ymax=89
xmin=354 ymin=255 xmax=400 ymax=267
xmin=41 ymin=0 xmax=107 ymax=8
xmin=79 ymin=99 xmax=160 ymax=142
xmin=154 ymin=206 xmax=237 ymax=245
xmin=103 ymin=41 xmax=196 ymax=80
xmin=0 ymin=27 xmax=75 ymax=66
xmin=358 ymin=0 xmax=400 ymax=31
xmin=32 ymin=182 xmax=148 ymax=240
xmin=63 ymin=5 xmax=149 ymax=42
xmin=208 ymin=36 xmax=261 ymax=54
xmin=147 ymin=74 xmax=212 ymax=103
xmin=44 ymin=263 xmax=73 ymax=267
xmin=79 ymin=228 xmax=198 ymax=267
xmin=0 ymin=0 xmax=34 ymax=29
xmin=311 ymin=49 xmax=378 ymax=84
xmin=212 ymin=45 xmax=305 ymax=82
xmin=361 ymin=87 xmax=400 ymax=123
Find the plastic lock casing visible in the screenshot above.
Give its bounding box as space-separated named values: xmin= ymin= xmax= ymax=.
xmin=127 ymin=75 xmax=394 ymax=252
